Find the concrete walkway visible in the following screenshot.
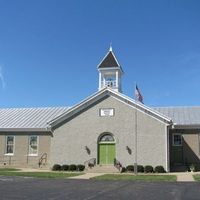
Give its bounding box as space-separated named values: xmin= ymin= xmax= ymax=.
xmin=69 ymin=173 xmax=106 ymax=179
xmin=176 ymin=172 xmax=195 ymax=182
xmin=10 ymin=167 xmax=199 ymax=181
xmin=69 ymin=172 xmax=197 ymax=181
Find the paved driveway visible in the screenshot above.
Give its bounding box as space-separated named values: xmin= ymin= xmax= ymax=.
xmin=0 ymin=176 xmax=200 ymax=200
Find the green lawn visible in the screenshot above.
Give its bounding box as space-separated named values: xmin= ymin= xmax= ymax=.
xmin=193 ymin=174 xmax=200 ymax=181
xmin=92 ymin=174 xmax=177 ymax=181
xmin=0 ymin=171 xmax=83 ymax=179
xmin=0 ymin=168 xmax=21 ymax=172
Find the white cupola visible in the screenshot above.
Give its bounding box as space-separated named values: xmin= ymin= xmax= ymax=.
xmin=97 ymin=46 xmax=123 ymax=92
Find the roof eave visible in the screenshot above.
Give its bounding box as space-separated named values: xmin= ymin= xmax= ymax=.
xmin=0 ymin=128 xmax=51 ymax=132
xmin=172 ymin=124 xmax=200 ymax=129
xmin=97 ymin=66 xmax=124 ymax=74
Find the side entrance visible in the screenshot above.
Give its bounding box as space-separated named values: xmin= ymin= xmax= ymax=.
xmin=98 ymin=133 xmax=116 ymax=165
xmin=171 ymin=133 xmax=183 ymax=165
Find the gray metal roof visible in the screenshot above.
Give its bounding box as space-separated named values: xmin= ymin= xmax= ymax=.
xmin=153 ymin=106 xmax=200 ymax=126
xmin=0 ymin=107 xmax=69 ymax=131
xmin=0 ymin=104 xmax=200 ymax=131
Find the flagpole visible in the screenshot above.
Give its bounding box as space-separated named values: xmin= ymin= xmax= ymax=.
xmin=134 ymin=82 xmax=138 ymax=174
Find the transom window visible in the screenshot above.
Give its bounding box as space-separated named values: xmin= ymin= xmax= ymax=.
xmin=5 ymin=136 xmax=15 ymax=155
xmin=29 ymin=136 xmax=38 ymax=155
xmin=173 ymin=134 xmax=182 ymax=146
xmin=99 ymin=134 xmax=114 ymax=142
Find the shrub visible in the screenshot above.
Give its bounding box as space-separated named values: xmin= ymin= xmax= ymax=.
xmin=121 ymin=167 xmax=126 ymax=173
xmin=61 ymin=164 xmax=69 ymax=171
xmin=126 ymin=165 xmax=134 ymax=172
xmin=189 ymin=164 xmax=200 ymax=172
xmin=137 ymin=165 xmax=144 ymax=173
xmin=88 ymin=163 xmax=94 ymax=168
xmin=77 ymin=164 xmax=85 ymax=171
xmin=52 ymin=164 xmax=61 ymax=171
xmin=154 ymin=166 xmax=166 ymax=173
xmin=187 ymin=165 xmax=191 ymax=172
xmin=69 ymin=164 xmax=77 ymax=171
xmin=190 ymin=164 xmax=195 ymax=172
xmin=144 ymin=165 xmax=153 ymax=173
xmin=195 ymin=164 xmax=200 ymax=172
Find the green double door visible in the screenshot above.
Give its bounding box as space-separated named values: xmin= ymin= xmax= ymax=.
xmin=99 ymin=143 xmax=116 ymax=164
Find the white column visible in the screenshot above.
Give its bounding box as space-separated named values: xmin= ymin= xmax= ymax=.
xmin=116 ymin=70 xmax=119 ymax=90
xmin=103 ymin=75 xmax=106 ymax=88
xmin=99 ymin=72 xmax=102 ymax=90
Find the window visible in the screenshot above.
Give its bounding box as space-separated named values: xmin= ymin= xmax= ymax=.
xmin=29 ymin=136 xmax=38 ymax=155
xmin=99 ymin=134 xmax=115 ymax=142
xmin=173 ymin=134 xmax=182 ymax=146
xmin=5 ymin=136 xmax=14 ymax=155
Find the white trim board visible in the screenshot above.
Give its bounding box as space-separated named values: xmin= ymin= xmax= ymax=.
xmin=48 ymin=88 xmax=172 ymax=129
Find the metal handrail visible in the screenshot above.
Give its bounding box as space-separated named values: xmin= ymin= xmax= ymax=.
xmin=114 ymin=158 xmax=122 ymax=171
xmin=84 ymin=158 xmax=96 ymax=168
xmin=101 ymin=80 xmax=117 ymax=87
xmin=38 ymin=153 xmax=47 ymax=167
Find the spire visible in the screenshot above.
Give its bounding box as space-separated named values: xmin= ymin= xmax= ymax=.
xmin=98 ymin=46 xmax=124 ymax=93
xmin=109 ymin=43 xmax=112 ymax=52
xmin=98 ymin=46 xmax=121 ymax=69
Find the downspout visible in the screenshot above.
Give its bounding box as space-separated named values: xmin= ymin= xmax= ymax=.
xmin=46 ymin=125 xmax=53 ymax=167
xmin=166 ymin=121 xmax=173 ymax=172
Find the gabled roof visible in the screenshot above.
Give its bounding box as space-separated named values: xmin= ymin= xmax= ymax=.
xmin=48 ymin=88 xmax=172 ymax=128
xmin=2 ymin=91 xmax=200 ymax=132
xmin=153 ymin=106 xmax=200 ymax=128
xmin=0 ymin=107 xmax=69 ymax=132
xmin=98 ymin=48 xmax=121 ymax=69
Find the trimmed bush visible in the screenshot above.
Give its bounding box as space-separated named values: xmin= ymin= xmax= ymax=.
xmin=52 ymin=164 xmax=61 ymax=171
xmin=188 ymin=164 xmax=200 ymax=172
xmin=88 ymin=163 xmax=94 ymax=168
xmin=187 ymin=165 xmax=191 ymax=172
xmin=144 ymin=165 xmax=153 ymax=173
xmin=77 ymin=164 xmax=85 ymax=171
xmin=121 ymin=167 xmax=126 ymax=173
xmin=62 ymin=164 xmax=69 ymax=171
xmin=137 ymin=165 xmax=144 ymax=173
xmin=69 ymin=164 xmax=77 ymax=171
xmin=126 ymin=165 xmax=134 ymax=172
xmin=154 ymin=166 xmax=165 ymax=173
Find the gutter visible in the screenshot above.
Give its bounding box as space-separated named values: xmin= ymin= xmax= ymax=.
xmin=0 ymin=128 xmax=51 ymax=132
xmin=172 ymin=124 xmax=200 ymax=129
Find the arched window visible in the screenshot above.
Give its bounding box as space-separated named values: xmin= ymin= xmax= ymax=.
xmin=99 ymin=133 xmax=114 ymax=142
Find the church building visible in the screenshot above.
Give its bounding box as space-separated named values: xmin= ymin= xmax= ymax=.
xmin=0 ymin=47 xmax=200 ymax=172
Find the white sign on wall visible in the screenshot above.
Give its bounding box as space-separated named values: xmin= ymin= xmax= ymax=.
xmin=100 ymin=108 xmax=114 ymax=117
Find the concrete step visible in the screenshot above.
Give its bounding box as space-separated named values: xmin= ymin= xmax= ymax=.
xmin=86 ymin=165 xmax=120 ymax=173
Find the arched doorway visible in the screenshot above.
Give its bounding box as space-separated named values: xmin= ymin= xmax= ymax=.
xmin=98 ymin=133 xmax=116 ymax=165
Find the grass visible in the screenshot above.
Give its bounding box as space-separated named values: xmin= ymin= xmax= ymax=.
xmin=92 ymin=174 xmax=177 ymax=181
xmin=0 ymin=168 xmax=21 ymax=171
xmin=193 ymin=174 xmax=200 ymax=181
xmin=0 ymin=171 xmax=83 ymax=179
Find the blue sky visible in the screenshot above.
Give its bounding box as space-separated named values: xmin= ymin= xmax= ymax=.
xmin=0 ymin=0 xmax=200 ymax=108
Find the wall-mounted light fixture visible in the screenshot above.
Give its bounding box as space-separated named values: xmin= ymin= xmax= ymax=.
xmin=85 ymin=146 xmax=91 ymax=155
xmin=126 ymin=146 xmax=132 ymax=155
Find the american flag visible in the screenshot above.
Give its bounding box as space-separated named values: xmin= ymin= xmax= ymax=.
xmin=135 ymin=84 xmax=143 ymax=103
